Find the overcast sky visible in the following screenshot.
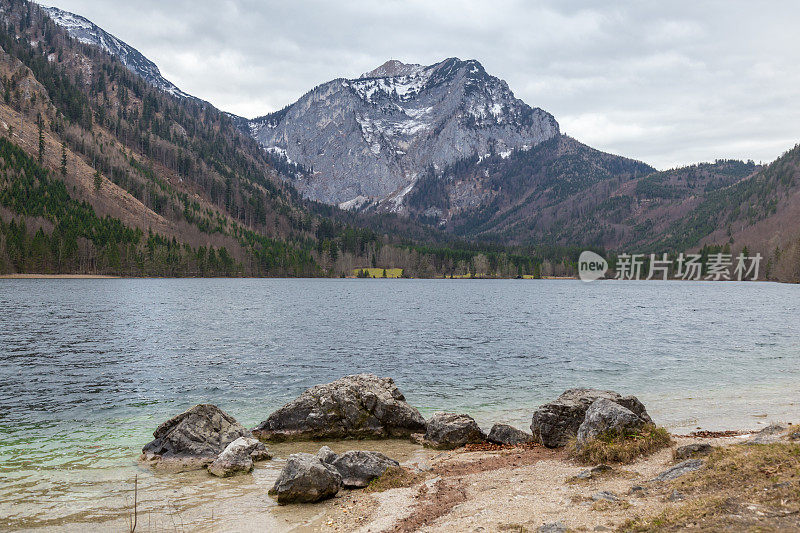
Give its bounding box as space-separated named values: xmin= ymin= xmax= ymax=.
xmin=40 ymin=0 xmax=800 ymax=169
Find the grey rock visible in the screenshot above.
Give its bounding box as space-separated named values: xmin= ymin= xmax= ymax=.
xmin=424 ymin=413 xmax=485 ymax=449
xmin=253 ymin=374 xmax=426 ymax=441
xmin=487 ymin=423 xmax=534 ymax=445
xmin=591 ymin=490 xmax=619 ymax=502
xmin=538 ymin=522 xmax=567 ymax=533
xmin=788 ymin=431 xmax=800 ymax=441
xmin=576 ymin=399 xmax=646 ymax=446
xmin=531 ymin=389 xmax=652 ymax=448
xmin=744 ymin=424 xmax=787 ymax=445
xmin=575 ymin=464 xmax=612 ymax=480
xmin=414 ymin=461 xmax=432 ymax=472
xmin=270 ymin=453 xmax=342 ymax=504
xmin=652 ymin=459 xmax=704 ymax=482
xmin=674 ymin=443 xmax=713 ymax=460
xmin=668 ymin=489 xmax=685 ymax=502
xmin=628 ymin=485 xmax=647 ymax=496
xmin=330 ymin=450 xmax=399 ymax=488
xmin=316 ymin=445 xmax=338 ymax=464
xmin=208 ymin=436 xmax=270 ymax=477
xmin=246 ymin=58 xmax=559 ymax=207
xmin=141 ymin=404 xmax=249 ymax=468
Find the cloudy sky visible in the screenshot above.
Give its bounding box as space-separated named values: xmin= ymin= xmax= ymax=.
xmin=40 ymin=0 xmax=800 ymax=169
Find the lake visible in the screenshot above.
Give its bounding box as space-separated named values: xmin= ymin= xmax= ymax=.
xmin=1 ymin=278 xmax=798 ymax=530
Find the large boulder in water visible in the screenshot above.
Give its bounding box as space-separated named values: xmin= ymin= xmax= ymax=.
xmin=141 ymin=404 xmax=249 ymax=468
xmin=253 ymin=374 xmax=426 ymax=441
xmin=424 ymin=413 xmax=486 ymax=449
xmin=530 ymin=389 xmax=652 ymax=448
xmin=269 ymin=453 xmax=342 ymax=504
xmin=576 ymin=398 xmax=647 ymax=446
xmin=208 ymin=436 xmax=272 ymax=477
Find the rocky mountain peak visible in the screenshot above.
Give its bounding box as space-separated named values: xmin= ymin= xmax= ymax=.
xmin=248 ymin=57 xmax=560 ymax=208
xmin=360 ymin=59 xmax=423 ymax=79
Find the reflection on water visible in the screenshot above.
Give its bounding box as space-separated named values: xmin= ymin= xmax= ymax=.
xmin=1 ymin=278 xmax=799 ymax=529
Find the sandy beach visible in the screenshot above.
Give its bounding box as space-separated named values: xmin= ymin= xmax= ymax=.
xmin=312 ymin=430 xmax=798 ymax=532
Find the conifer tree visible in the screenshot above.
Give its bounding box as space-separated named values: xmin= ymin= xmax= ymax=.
xmin=60 ymin=142 xmax=67 ymax=176
xmin=37 ymin=113 xmax=44 ymax=163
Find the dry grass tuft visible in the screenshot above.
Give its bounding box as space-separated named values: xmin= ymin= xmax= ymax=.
xmin=567 ymin=424 xmax=672 ymax=464
xmin=363 ymin=466 xmax=424 ymax=493
xmin=622 ymin=442 xmax=800 ymax=532
xmin=497 ymin=523 xmax=530 ymax=532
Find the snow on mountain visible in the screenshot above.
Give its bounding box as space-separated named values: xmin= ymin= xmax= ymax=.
xmin=43 ymin=6 xmax=193 ymax=99
xmin=247 ymin=58 xmax=559 ymax=208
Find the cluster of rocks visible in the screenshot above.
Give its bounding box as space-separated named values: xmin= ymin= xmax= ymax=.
xmin=140 ymin=403 xmax=271 ymax=476
xmin=140 ymin=375 xmax=662 ymax=505
xmin=530 ymin=388 xmax=653 ymax=448
xmin=270 ymin=446 xmax=399 ymax=504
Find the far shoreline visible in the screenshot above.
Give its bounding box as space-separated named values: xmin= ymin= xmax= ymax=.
xmin=0 ymin=273 xmax=122 ymax=279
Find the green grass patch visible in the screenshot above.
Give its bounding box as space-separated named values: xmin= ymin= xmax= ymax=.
xmin=352 ymin=267 xmax=403 ymax=278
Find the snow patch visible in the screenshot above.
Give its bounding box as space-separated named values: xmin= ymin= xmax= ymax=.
xmin=339 ymin=195 xmax=371 ymax=211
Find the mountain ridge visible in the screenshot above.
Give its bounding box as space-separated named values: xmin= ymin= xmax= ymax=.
xmin=42 ymin=5 xmax=194 ymax=100
xmin=245 ymin=57 xmax=560 ymax=207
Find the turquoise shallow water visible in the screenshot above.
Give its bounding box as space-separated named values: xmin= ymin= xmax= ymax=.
xmin=1 ymin=278 xmax=799 ymax=529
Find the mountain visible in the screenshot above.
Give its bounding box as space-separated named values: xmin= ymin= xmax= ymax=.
xmin=245 ymin=58 xmax=560 ymax=208
xmin=42 ymin=5 xmax=193 ymax=99
xmin=406 ymin=134 xmax=655 ymax=238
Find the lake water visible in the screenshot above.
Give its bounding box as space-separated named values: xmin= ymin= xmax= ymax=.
xmin=1 ymin=278 xmax=799 ymax=530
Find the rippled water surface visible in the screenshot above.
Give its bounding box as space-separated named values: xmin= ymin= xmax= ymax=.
xmin=1 ymin=278 xmax=799 ymax=530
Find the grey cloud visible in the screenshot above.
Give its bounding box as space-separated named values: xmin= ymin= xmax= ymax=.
xmin=40 ymin=0 xmax=800 ymax=169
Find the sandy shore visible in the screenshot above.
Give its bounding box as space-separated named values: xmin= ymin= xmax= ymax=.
xmin=311 ymin=430 xmax=797 ymax=532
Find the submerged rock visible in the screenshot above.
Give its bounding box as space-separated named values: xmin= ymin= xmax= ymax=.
xmin=530 ymin=389 xmax=652 ymax=448
xmin=141 ymin=404 xmax=249 ymax=468
xmin=487 ymin=423 xmax=534 ymax=445
xmin=331 ymin=450 xmax=399 ymax=488
xmin=651 ymin=459 xmax=704 ymax=482
xmin=576 ymin=399 xmax=646 ymax=446
xmin=212 ymin=436 xmax=272 ymax=477
xmin=270 ymin=453 xmax=342 ymax=504
xmin=424 ymin=413 xmax=485 ymax=449
xmin=208 ymin=436 xmax=271 ymax=477
xmin=674 ymin=443 xmax=713 ymax=460
xmin=253 ymin=374 xmax=426 ymax=441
